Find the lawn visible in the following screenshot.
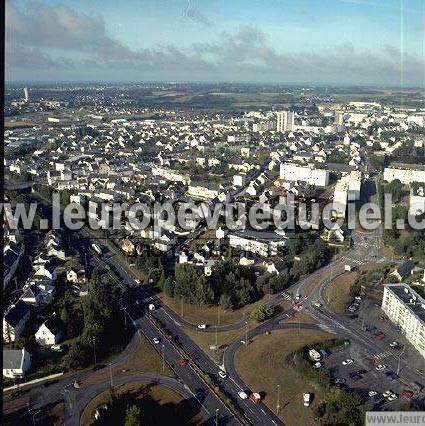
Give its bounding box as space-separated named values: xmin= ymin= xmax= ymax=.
xmin=326 ymin=272 xmax=356 ymax=313
xmin=234 ymin=329 xmax=334 ymax=426
xmin=81 ymin=382 xmax=203 ymax=425
xmin=80 ymin=331 xmax=172 ymax=388
xmin=185 ymin=328 xmax=245 ymax=364
xmin=326 ymin=263 xmax=384 ymax=313
xmin=158 ymin=293 xmax=275 ymax=327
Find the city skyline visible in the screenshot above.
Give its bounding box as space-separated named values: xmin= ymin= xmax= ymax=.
xmin=6 ymin=0 xmax=425 ymax=86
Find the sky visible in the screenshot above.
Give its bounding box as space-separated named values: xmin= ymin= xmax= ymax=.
xmin=5 ymin=0 xmax=425 ymax=86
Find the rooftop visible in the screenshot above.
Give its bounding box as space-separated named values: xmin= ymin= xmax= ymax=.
xmin=384 ymin=284 xmax=425 ymax=323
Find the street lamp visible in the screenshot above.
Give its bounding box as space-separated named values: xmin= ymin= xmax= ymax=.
xmin=109 ymin=362 xmax=113 ymax=388
xmin=162 ymin=344 xmax=165 ymax=372
xmin=276 ymin=384 xmax=280 ymax=414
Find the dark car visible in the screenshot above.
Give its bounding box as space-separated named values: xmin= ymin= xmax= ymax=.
xmin=385 ymin=371 xmax=399 ymax=381
xmin=43 ymin=379 xmax=58 ymax=387
xmin=92 ymin=364 xmax=106 ymax=371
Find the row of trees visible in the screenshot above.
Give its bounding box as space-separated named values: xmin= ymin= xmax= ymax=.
xmin=158 ymin=260 xmax=289 ymax=311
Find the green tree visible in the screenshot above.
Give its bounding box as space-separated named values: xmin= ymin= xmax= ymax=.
xmin=60 ymin=307 xmax=70 ymax=323
xmin=250 ymin=304 xmax=274 ymax=322
xmin=125 ymin=404 xmax=141 ymax=426
xmin=163 ymin=277 xmax=175 ymax=297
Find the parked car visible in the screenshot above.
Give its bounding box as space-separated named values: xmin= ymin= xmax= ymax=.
xmin=238 ymin=391 xmax=248 ymax=400
xmin=375 ymin=364 xmax=387 ymax=371
xmin=51 ymin=345 xmax=64 ymax=352
xmin=387 ymin=394 xmax=398 ymax=402
xmin=334 ymin=378 xmax=346 ymax=384
xmin=368 ymin=391 xmax=378 ymax=397
xmin=218 ymin=370 xmax=227 ymax=379
xmin=389 ymin=341 xmax=400 ymax=348
xmin=382 ymin=390 xmax=393 ymax=398
xmin=402 ymin=390 xmax=414 ymax=399
xmin=303 ymin=393 xmax=311 ymax=407
xmin=197 ymin=324 xmax=207 ymax=330
xmin=342 ymin=359 xmax=354 ymax=366
xmin=153 ymin=337 xmax=160 ymax=344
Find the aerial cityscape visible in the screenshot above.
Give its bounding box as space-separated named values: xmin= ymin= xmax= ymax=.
xmin=3 ymin=1 xmax=425 ymax=425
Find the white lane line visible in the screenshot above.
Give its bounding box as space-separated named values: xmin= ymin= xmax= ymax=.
xmin=161 ymin=309 xmax=181 ymax=327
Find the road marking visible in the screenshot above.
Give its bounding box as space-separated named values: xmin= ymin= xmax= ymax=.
xmin=374 ymin=351 xmax=392 ymax=360
xmin=162 ymin=309 xmax=181 ymax=327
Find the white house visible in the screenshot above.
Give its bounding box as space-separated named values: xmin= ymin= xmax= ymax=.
xmin=3 ymin=348 xmax=31 ymax=378
xmin=35 ymin=314 xmax=64 ymax=346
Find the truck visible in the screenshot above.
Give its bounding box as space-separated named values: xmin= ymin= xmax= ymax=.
xmin=91 ymin=243 xmax=102 ymax=255
xmin=249 ymin=392 xmax=261 ymax=403
xmin=303 ymin=393 xmax=311 ymax=407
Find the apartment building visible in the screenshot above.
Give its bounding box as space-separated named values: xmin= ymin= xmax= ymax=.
xmin=280 ymin=163 xmax=329 ymax=188
xmin=381 ymin=284 xmax=425 ymax=360
xmin=383 ymin=164 xmax=425 ymax=185
xmin=276 ymin=111 xmax=294 ymax=132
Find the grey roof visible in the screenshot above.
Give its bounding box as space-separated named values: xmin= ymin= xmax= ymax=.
xmin=3 ymin=349 xmax=26 ymax=369
xmin=385 ymin=284 xmax=425 ymax=323
xmin=395 ymin=260 xmax=416 ymax=279
xmin=4 ymin=301 xmax=31 ymax=327
xmin=21 ymin=284 xmax=42 ymax=300
xmin=326 ymin=163 xmax=357 ymax=172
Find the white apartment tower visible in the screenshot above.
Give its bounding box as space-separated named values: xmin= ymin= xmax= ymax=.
xmin=276 ymin=111 xmax=294 ymax=132
xmin=24 ymin=86 xmax=29 ymax=102
xmin=381 ymin=284 xmax=425 ymax=360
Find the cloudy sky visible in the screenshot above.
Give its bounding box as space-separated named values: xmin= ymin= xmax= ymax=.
xmin=5 ymin=0 xmax=425 ymax=86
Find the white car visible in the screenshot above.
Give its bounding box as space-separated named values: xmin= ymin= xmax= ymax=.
xmin=342 ymin=359 xmax=354 ymax=366
xmin=238 ymin=391 xmax=248 ymax=400
xmin=313 ymin=362 xmax=322 ymax=369
xmin=368 ymin=391 xmax=378 ymax=397
xmin=313 ymin=302 xmax=322 ymax=308
xmin=51 ymin=345 xmax=64 ymax=352
xmin=134 ymin=279 xmax=141 ymax=285
xmin=198 ymin=324 xmax=207 ymax=330
xmin=387 ymin=393 xmax=398 ymax=401
xmin=303 ymin=393 xmax=311 ymax=407
xmin=389 ymin=341 xmax=399 ymax=348
xmin=382 ymin=390 xmax=392 ymax=398
xmin=153 ymin=337 xmax=160 ymax=344
xmin=218 ymin=371 xmax=227 ymax=379
xmin=375 ymin=364 xmax=387 ymax=371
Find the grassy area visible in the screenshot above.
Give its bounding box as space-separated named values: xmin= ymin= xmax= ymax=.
xmin=185 ymin=328 xmax=245 ymax=363
xmin=326 ymin=272 xmax=356 ymax=313
xmin=234 ymin=329 xmax=334 ymax=426
xmin=326 ymin=263 xmax=384 ymax=313
xmin=158 ymin=293 xmax=287 ymax=328
xmin=80 ymin=331 xmax=172 ymax=388
xmin=81 ymin=382 xmax=203 ymax=426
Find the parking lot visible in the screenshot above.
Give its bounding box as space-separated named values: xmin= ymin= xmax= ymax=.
xmin=320 ymin=341 xmax=424 ymax=410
